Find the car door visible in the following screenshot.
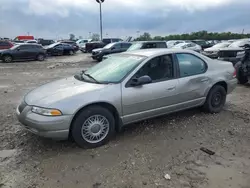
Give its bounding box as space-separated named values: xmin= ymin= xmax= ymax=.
xmin=15 ymin=45 xmax=33 ymax=59
xmin=52 ymin=44 xmax=63 ymax=55
xmin=174 ymin=53 xmax=209 ymax=108
xmin=121 ymin=54 xmax=179 ymax=124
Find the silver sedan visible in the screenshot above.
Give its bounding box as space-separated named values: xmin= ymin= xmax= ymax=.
xmin=16 ymin=49 xmax=237 ymax=148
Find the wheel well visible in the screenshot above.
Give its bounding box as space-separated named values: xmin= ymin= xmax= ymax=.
xmin=214 ymin=81 xmax=228 ymax=92
xmin=2 ymin=54 xmax=12 ymax=58
xmin=69 ymin=102 xmax=121 ymax=135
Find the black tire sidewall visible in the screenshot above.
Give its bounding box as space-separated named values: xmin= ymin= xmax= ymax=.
xmin=204 ymin=85 xmax=226 ymax=113
xmin=71 ymin=106 xmax=115 ymax=148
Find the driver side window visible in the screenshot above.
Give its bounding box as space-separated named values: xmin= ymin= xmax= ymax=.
xmin=134 ymin=54 xmax=174 ymax=82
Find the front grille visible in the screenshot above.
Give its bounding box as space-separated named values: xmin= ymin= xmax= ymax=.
xmin=18 ymin=100 xmax=27 ymax=113
xmin=218 ymin=51 xmax=237 ymax=58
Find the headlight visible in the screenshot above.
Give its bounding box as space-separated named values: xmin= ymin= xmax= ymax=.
xmin=237 ymin=51 xmax=245 ymax=56
xmin=31 ymin=106 xmax=62 ymax=116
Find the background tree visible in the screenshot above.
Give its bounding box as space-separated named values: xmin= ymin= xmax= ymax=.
xmin=79 ymin=36 xmax=83 ymax=39
xmin=91 ymin=33 xmax=100 ymax=41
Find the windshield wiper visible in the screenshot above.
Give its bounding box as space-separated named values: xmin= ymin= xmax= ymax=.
xmin=81 ymin=71 xmax=100 ymax=83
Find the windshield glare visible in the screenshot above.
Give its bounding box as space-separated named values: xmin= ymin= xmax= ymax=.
xmin=103 ymin=43 xmax=114 ymax=49
xmin=127 ymin=43 xmax=143 ymax=51
xmin=83 ymin=54 xmax=145 ymax=83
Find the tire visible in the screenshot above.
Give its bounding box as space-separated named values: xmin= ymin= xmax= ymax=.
xmin=2 ymin=55 xmax=13 ymax=63
xmin=69 ymin=50 xmax=74 ymax=55
xmin=203 ymin=85 xmax=227 ymax=113
xmin=97 ymin=57 xmax=103 ymax=62
xmin=237 ymin=67 xmax=248 ymax=84
xmin=71 ymin=105 xmax=116 ymax=148
xmin=37 ymin=54 xmax=45 ymax=61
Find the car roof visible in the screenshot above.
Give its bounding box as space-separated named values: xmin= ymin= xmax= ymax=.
xmin=132 ymin=41 xmax=165 ymax=44
xmin=19 ymin=43 xmax=41 ymax=46
xmin=123 ymin=48 xmax=195 ymax=57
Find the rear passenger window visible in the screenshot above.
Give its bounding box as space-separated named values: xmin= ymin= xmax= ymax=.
xmin=142 ymin=43 xmax=156 ymax=49
xmin=176 ymin=53 xmax=206 ymax=77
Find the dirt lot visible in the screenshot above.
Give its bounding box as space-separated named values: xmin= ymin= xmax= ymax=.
xmin=0 ymin=52 xmax=250 ymax=188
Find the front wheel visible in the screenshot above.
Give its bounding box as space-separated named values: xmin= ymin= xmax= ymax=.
xmin=3 ymin=55 xmax=13 ymax=63
xmin=71 ymin=106 xmax=115 ymax=148
xmin=237 ymin=67 xmax=248 ymax=84
xmin=69 ymin=50 xmax=74 ymax=55
xmin=203 ymin=85 xmax=227 ymax=113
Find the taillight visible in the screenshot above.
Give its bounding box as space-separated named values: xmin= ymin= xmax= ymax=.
xmin=233 ymin=68 xmax=237 ymax=78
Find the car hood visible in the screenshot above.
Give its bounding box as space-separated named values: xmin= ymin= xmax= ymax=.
xmin=24 ymin=76 xmax=109 ymax=107
xmin=204 ymin=47 xmax=220 ymax=52
xmin=92 ymin=48 xmax=104 ymax=52
xmin=0 ymin=49 xmax=10 ymax=53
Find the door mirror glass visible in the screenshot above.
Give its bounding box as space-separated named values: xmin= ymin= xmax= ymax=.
xmin=131 ymin=75 xmax=152 ymax=86
xmin=16 ymin=47 xmax=20 ymax=51
xmin=111 ymin=46 xmax=115 ymax=50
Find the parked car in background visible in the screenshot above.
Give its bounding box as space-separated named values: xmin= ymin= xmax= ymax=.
xmin=59 ymin=40 xmax=79 ymax=51
xmin=14 ymin=36 xmax=34 ymax=41
xmin=0 ymin=40 xmax=14 ymax=50
xmin=172 ymin=42 xmax=202 ymax=52
xmin=127 ymin=41 xmax=167 ymax=51
xmin=191 ymin=40 xmax=212 ymax=50
xmin=166 ymin=40 xmax=185 ymax=48
xmin=37 ymin=39 xmax=55 ymax=46
xmin=76 ymin=39 xmax=92 ymax=45
xmin=91 ymin=42 xmax=132 ymax=61
xmin=218 ymin=40 xmax=250 ymax=65
xmin=85 ymin=38 xmax=123 ymax=53
xmin=25 ymin=40 xmax=38 ymax=44
xmin=0 ymin=44 xmax=46 ymax=63
xmin=46 ymin=42 xmax=76 ymax=56
xmin=16 ymin=48 xmax=237 ymax=148
xmin=234 ymin=46 xmax=250 ymax=84
xmin=202 ymin=42 xmax=231 ymax=58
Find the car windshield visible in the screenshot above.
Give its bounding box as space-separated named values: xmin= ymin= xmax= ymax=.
xmin=127 ymin=43 xmax=143 ymax=51
xmin=213 ymin=43 xmax=230 ymax=48
xmin=47 ymin=42 xmax=60 ymax=48
xmin=10 ymin=45 xmax=19 ymax=50
xmin=103 ymin=43 xmax=115 ymax=49
xmin=173 ymin=43 xmax=187 ymax=48
xmin=229 ymin=40 xmax=249 ymax=48
xmin=81 ymin=54 xmax=146 ymax=83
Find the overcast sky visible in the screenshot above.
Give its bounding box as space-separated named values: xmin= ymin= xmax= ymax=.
xmin=0 ymin=0 xmax=250 ymax=39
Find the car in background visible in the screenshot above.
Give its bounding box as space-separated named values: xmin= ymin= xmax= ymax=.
xmin=0 ymin=44 xmax=46 ymax=63
xmin=16 ymin=48 xmax=237 ymax=148
xmin=59 ymin=40 xmax=79 ymax=52
xmin=0 ymin=40 xmax=14 ymax=50
xmin=218 ymin=40 xmax=250 ymax=65
xmin=85 ymin=38 xmax=123 ymax=53
xmin=166 ymin=40 xmax=185 ymax=48
xmin=202 ymin=42 xmax=231 ymax=58
xmin=46 ymin=42 xmax=76 ymax=56
xmin=127 ymin=41 xmax=167 ymax=51
xmin=14 ymin=36 xmax=34 ymax=41
xmin=37 ymin=39 xmax=55 ymax=46
xmin=91 ymin=42 xmax=132 ymax=61
xmin=172 ymin=42 xmax=202 ymax=52
xmin=191 ymin=40 xmax=212 ymax=50
xmin=76 ymin=39 xmax=92 ymax=45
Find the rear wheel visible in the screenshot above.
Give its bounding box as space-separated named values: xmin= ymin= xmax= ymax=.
xmin=203 ymin=85 xmax=227 ymax=113
xmin=3 ymin=55 xmax=13 ymax=63
xmin=37 ymin=54 xmax=45 ymax=61
xmin=71 ymin=106 xmax=116 ymax=148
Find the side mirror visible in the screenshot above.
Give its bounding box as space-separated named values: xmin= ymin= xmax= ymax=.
xmin=131 ymin=75 xmax=152 ymax=86
xmin=17 ymin=48 xmax=20 ymax=51
xmin=111 ymin=47 xmax=115 ymax=50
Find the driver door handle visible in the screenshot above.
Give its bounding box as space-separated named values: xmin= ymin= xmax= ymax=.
xmin=201 ymin=78 xmax=209 ymax=82
xmin=167 ymin=87 xmax=176 ymax=91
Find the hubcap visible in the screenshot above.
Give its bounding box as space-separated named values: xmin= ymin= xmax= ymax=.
xmin=5 ymin=56 xmax=11 ymax=62
xmin=70 ymin=51 xmax=73 ymax=55
xmin=81 ymin=115 xmax=109 ymax=144
xmin=211 ymin=92 xmax=222 ymax=107
xmin=38 ymin=55 xmax=44 ymax=60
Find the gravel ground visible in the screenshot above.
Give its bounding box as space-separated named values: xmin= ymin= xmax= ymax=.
xmin=0 ymin=52 xmax=250 ymax=188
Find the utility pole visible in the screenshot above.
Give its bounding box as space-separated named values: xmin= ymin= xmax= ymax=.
xmin=96 ymin=0 xmax=105 ymax=40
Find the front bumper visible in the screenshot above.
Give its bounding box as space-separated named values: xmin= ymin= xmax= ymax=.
xmin=16 ymin=104 xmax=72 ymax=140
